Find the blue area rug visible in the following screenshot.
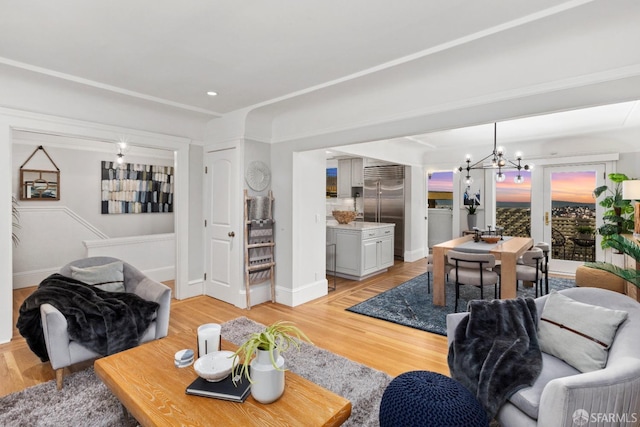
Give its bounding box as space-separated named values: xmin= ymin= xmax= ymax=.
xmin=346 ymin=274 xmax=576 ymax=336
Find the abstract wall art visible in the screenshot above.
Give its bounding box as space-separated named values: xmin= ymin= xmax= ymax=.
xmin=101 ymin=161 xmax=174 ymax=214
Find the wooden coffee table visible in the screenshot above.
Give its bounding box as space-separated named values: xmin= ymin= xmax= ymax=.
xmin=94 ymin=332 xmax=351 ymax=426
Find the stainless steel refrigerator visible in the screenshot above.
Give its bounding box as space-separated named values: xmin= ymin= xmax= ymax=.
xmin=363 ymin=165 xmax=405 ymax=259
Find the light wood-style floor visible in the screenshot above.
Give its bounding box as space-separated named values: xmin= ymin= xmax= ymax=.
xmin=1 ymin=258 xmax=449 ymax=398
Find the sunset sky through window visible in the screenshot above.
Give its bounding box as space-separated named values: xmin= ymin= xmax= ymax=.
xmin=429 ymin=170 xmax=596 ymax=204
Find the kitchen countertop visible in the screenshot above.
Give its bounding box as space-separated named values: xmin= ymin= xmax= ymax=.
xmin=326 ymin=220 xmax=395 ymax=230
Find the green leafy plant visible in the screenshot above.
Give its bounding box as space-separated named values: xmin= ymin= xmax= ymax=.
xmin=585 ymin=234 xmax=640 ymax=289
xmin=231 ymin=320 xmax=312 ymax=383
xmin=593 ymin=173 xmax=634 ymax=249
xmin=575 ymin=225 xmax=594 ymax=236
xmin=465 ymin=202 xmax=477 ymax=215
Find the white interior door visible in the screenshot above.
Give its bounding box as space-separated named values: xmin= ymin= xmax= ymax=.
xmin=204 ymin=148 xmax=240 ymax=305
xmin=542 ymin=164 xmax=604 ymax=275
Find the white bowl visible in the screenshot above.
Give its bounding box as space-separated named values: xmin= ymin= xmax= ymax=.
xmin=194 ymin=350 xmax=237 ymax=382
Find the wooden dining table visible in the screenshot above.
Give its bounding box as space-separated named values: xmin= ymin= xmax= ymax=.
xmin=432 ymin=235 xmax=533 ymax=306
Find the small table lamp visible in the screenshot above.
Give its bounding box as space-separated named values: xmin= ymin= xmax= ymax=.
xmin=622 ymin=180 xmax=640 ymax=239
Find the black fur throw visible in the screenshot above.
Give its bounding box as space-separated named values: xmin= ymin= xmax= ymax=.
xmin=17 ymin=273 xmax=159 ymax=362
xmin=448 ymin=297 xmax=542 ymax=420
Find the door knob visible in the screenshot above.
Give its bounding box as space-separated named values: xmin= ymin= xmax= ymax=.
xmin=228 ymin=231 xmax=235 ymax=237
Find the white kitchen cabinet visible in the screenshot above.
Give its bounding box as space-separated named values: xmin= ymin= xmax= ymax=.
xmin=335 ymin=229 xmax=361 ymax=276
xmin=351 ymin=158 xmax=364 ymax=187
xmin=326 ymin=222 xmax=394 ymax=280
xmin=337 ymin=159 xmax=352 ymax=198
xmin=337 ymin=158 xmax=364 ymax=197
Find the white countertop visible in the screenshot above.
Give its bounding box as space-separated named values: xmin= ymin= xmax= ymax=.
xmin=326 ymin=220 xmax=395 ymax=230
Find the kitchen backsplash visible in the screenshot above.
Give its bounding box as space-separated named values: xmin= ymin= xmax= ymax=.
xmin=326 ymin=196 xmax=363 ymax=217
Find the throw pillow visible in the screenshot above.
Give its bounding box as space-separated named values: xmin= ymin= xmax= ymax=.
xmin=70 ymin=261 xmax=125 ymax=292
xmin=537 ymin=290 xmax=628 ymax=372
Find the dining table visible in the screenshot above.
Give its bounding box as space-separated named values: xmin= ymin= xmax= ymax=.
xmin=431 ymin=234 xmax=534 ymax=306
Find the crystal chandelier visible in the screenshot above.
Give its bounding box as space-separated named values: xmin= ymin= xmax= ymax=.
xmin=458 ymin=122 xmax=529 ymax=185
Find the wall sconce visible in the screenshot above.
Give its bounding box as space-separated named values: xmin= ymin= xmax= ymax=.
xmin=116 ymin=141 xmax=127 ymax=165
xmin=622 ymin=180 xmax=640 ymax=239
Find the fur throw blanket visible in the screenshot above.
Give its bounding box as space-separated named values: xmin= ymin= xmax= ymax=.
xmin=17 ymin=274 xmax=159 ymax=362
xmin=448 ymin=297 xmax=542 ymax=420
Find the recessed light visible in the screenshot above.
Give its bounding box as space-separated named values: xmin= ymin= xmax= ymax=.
xmin=207 ymin=91 xmax=218 ymax=96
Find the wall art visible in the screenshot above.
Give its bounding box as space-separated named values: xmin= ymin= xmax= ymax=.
xmin=101 ymin=161 xmax=173 ymax=214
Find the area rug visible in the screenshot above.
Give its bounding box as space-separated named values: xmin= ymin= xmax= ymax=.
xmin=347 ymin=274 xmax=575 ymax=336
xmin=0 ymin=317 xmax=391 ymax=427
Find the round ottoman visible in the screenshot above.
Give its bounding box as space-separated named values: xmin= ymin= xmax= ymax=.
xmin=379 ymin=371 xmax=488 ymax=427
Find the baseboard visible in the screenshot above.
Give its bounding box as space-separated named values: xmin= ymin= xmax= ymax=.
xmin=13 ymin=267 xmax=60 ymax=289
xmin=275 ymin=279 xmax=328 ymax=307
xmin=403 ymin=248 xmax=426 ymax=262
xmin=177 ymin=278 xmax=204 ymax=300
xmin=143 ymin=266 xmax=175 ymax=284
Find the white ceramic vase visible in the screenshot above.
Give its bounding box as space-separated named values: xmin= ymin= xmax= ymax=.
xmin=250 ymin=348 xmax=285 ymax=404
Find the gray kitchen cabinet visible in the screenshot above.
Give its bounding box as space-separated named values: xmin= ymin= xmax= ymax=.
xmin=326 ymin=222 xmax=394 ymax=280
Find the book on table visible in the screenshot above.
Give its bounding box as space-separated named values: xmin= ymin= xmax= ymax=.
xmin=186 ymin=373 xmax=251 ymax=402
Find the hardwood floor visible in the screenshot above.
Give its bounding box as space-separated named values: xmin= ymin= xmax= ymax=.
xmin=1 ymin=258 xmax=449 ymax=398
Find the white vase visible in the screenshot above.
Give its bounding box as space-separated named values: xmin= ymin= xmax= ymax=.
xmin=250 ymin=348 xmax=285 ymax=404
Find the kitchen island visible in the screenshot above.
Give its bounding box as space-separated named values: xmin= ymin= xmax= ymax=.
xmin=327 ymin=221 xmax=395 ymax=280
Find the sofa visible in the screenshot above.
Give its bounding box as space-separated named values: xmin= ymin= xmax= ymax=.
xmin=446 ymin=287 xmax=640 ymax=426
xmin=41 ymin=257 xmax=172 ymax=389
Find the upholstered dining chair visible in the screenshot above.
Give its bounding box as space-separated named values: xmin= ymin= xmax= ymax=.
xmin=40 ymin=257 xmax=172 ymax=389
xmin=515 ymin=247 xmax=545 ymax=297
xmin=447 ymin=250 xmax=499 ymax=312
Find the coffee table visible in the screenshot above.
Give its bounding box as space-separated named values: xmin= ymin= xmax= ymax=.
xmin=94 ymin=332 xmax=351 ymax=426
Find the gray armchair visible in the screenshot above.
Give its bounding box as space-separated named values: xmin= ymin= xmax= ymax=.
xmin=41 ymin=257 xmax=172 ymax=389
xmin=446 ymin=288 xmax=640 ymax=426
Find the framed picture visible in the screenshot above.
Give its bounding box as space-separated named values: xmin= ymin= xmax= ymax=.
xmin=101 ymin=161 xmax=174 ymax=214
xmin=463 ymin=188 xmax=481 ymax=206
xmin=20 ymin=169 xmax=60 ymax=200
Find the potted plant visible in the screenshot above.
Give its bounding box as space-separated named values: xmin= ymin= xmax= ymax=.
xmin=575 ymin=225 xmax=595 ymax=239
xmin=593 ymin=173 xmax=634 ymax=249
xmin=232 ymin=320 xmax=312 ymax=403
xmin=585 ymin=233 xmax=640 ymax=289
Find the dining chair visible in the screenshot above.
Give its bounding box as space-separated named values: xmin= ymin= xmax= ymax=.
xmin=534 ymin=242 xmax=550 ymax=294
xmin=447 ymin=250 xmax=499 ymax=312
xmin=515 ymin=247 xmax=545 ymax=297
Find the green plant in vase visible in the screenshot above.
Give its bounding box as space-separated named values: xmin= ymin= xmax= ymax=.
xmin=232 ymin=320 xmax=312 ymax=383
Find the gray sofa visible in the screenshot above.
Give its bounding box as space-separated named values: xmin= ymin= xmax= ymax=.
xmin=41 ymin=256 xmax=172 ymax=389
xmin=446 ymin=287 xmax=640 ymax=426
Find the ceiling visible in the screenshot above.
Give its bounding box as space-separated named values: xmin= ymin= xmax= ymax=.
xmin=1 ymin=0 xmax=640 ymax=152
xmin=0 ymin=0 xmax=612 ymax=115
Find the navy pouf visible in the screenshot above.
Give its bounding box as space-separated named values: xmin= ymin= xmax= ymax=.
xmin=379 ymin=371 xmax=488 ymax=427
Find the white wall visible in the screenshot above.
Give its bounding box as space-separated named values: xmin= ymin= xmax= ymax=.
xmin=11 ymin=138 xmax=175 ymax=288
xmin=404 ymin=165 xmax=427 ymax=262
xmin=289 ymin=149 xmax=328 ymax=305
xmin=12 ymin=140 xmax=174 ymax=238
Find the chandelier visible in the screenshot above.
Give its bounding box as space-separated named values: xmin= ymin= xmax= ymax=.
xmin=458 ymin=122 xmax=529 ymax=185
